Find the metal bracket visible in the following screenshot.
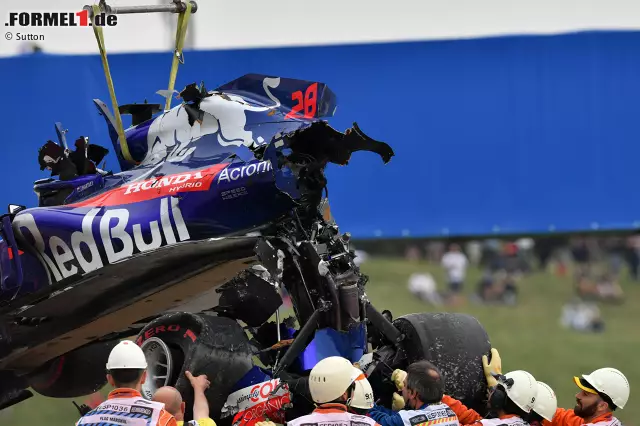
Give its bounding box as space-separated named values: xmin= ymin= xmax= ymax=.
xmin=273 ymin=299 xmax=331 ymax=376
xmin=83 ymin=0 xmax=198 ymax=18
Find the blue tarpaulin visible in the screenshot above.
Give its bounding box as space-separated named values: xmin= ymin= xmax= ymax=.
xmin=299 ymin=325 xmax=367 ymax=371
xmin=1 ymin=31 xmax=640 ymax=238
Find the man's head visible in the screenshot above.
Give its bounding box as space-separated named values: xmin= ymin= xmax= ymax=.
xmin=105 ymin=340 xmax=148 ymax=391
xmin=488 ymin=370 xmax=537 ymax=417
xmin=153 ymin=386 xmax=186 ymax=421
xmin=309 ymin=356 xmax=361 ymax=405
xmin=449 ymin=244 xmax=460 ymax=252
xmin=573 ymin=368 xmax=629 ymax=419
xmin=401 ymin=360 xmax=444 ymax=409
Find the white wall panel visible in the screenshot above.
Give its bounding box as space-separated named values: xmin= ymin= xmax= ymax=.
xmin=1 ymin=0 xmax=640 ymax=56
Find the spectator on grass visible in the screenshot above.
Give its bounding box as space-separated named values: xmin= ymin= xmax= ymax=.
xmin=474 ymin=270 xmax=517 ymax=306
xmin=426 ymin=241 xmax=446 ymax=264
xmin=560 ymin=298 xmax=604 ymax=333
xmin=570 ymin=238 xmax=591 ymax=277
xmin=465 ymin=241 xmax=482 ymax=266
xmin=474 ymin=270 xmax=495 ymax=303
xmin=481 ymin=239 xmax=502 ymax=271
xmin=441 ymin=244 xmax=468 ymax=306
xmin=354 ymin=249 xmax=370 ymax=267
xmin=406 ymin=245 xmax=422 ymax=262
xmin=604 ymin=237 xmax=625 ymax=279
xmin=502 ymin=242 xmax=520 ymax=274
xmin=497 ymin=270 xmax=518 ymax=306
xmin=575 ymin=274 xmax=623 ymax=304
xmin=595 ymin=274 xmax=623 ymax=304
xmin=533 ymin=237 xmax=564 ymax=271
xmin=408 ymin=272 xmax=443 ymax=306
xmin=575 ymin=274 xmax=598 ymax=300
xmin=625 ymin=235 xmax=640 ymax=280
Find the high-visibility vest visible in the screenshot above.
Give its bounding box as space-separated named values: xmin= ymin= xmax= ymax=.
xmin=479 ymin=416 xmax=529 ymax=426
xmin=76 ymin=393 xmax=166 ymax=426
xmin=398 ymin=402 xmax=461 ymax=426
xmin=287 ymin=403 xmax=380 ymax=426
xmin=583 ymin=417 xmax=622 ymax=426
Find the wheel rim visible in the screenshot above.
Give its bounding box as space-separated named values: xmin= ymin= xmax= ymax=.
xmin=140 ymin=337 xmax=174 ymax=400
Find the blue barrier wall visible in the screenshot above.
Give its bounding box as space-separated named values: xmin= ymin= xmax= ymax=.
xmin=1 ymin=31 xmax=640 ymax=238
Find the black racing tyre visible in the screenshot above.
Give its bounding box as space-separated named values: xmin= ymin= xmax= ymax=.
xmin=29 ymin=340 xmax=118 ymax=398
xmin=393 ymin=312 xmax=492 ymax=415
xmin=136 ymin=312 xmax=255 ymax=424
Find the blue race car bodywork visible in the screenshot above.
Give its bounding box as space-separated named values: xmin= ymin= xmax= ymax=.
xmin=0 ymin=73 xmax=490 ymax=423
xmin=0 ymin=73 xmax=390 ymax=403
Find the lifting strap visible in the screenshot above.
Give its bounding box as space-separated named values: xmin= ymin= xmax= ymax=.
xmin=165 ymin=1 xmax=192 ymax=111
xmin=89 ymin=2 xmax=193 ymax=164
xmin=90 ymin=4 xmax=135 ymax=165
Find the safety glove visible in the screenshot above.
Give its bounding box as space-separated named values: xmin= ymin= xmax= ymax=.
xmin=391 ymin=369 xmax=407 ymax=391
xmin=392 ymin=392 xmax=405 ymax=411
xmin=255 ymin=422 xmax=278 ymax=426
xmin=482 ymin=348 xmax=502 ymax=388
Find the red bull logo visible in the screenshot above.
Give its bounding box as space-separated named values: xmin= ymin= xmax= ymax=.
xmin=12 ymin=197 xmax=190 ymax=282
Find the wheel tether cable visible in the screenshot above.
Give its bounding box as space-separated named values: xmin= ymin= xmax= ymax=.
xmin=89 ymin=4 xmax=135 ymax=165
xmin=165 ymin=0 xmax=192 ymax=111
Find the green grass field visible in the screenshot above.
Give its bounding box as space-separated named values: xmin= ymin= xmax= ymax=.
xmin=3 ymin=257 xmax=638 ymax=426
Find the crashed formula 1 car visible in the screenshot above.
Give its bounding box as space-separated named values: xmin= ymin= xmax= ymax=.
xmin=0 ymin=74 xmax=491 ymax=422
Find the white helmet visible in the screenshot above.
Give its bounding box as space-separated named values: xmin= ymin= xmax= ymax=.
xmin=574 ymin=367 xmax=630 ymax=409
xmin=533 ymin=381 xmax=558 ymax=421
xmin=106 ymin=340 xmax=148 ymax=370
xmin=309 ymin=356 xmax=362 ymax=404
xmin=351 ymin=375 xmax=375 ymax=409
xmin=497 ymin=370 xmax=538 ymax=413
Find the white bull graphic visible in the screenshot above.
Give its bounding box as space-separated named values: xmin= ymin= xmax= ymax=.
xmin=142 ymin=77 xmax=282 ymax=167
